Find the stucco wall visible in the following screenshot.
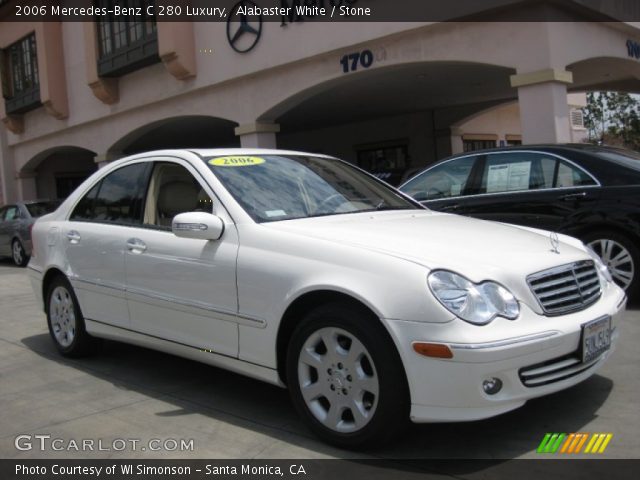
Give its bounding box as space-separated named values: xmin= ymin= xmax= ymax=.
xmin=0 ymin=17 xmax=638 ymax=200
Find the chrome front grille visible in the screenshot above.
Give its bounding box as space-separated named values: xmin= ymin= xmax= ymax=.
xmin=527 ymin=260 xmax=601 ymax=315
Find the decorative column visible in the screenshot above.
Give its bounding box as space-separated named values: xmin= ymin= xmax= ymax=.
xmin=510 ymin=69 xmax=573 ymax=144
xmin=450 ymin=126 xmax=464 ymax=155
xmin=234 ymin=123 xmax=280 ymax=149
xmin=15 ymin=170 xmax=37 ymax=200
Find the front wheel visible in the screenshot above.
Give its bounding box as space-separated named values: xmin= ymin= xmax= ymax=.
xmin=46 ymin=276 xmax=100 ymax=357
xmin=12 ymin=239 xmax=29 ymax=267
xmin=286 ymin=303 xmax=409 ymax=449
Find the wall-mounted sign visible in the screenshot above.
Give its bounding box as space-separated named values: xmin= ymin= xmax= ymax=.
xmin=626 ymin=39 xmax=640 ymax=59
xmin=340 ymin=49 xmax=374 ymax=73
xmin=227 ymin=0 xmax=263 ymax=53
xmin=227 ymin=0 xmax=366 ymax=53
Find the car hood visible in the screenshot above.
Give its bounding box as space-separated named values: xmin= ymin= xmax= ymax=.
xmin=264 ymin=210 xmax=590 ymax=284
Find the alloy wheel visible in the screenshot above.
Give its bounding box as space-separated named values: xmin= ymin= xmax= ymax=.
xmin=12 ymin=241 xmax=23 ymax=266
xmin=297 ymin=327 xmax=379 ymax=433
xmin=587 ymin=238 xmax=635 ymax=290
xmin=49 ymin=286 xmax=77 ymax=347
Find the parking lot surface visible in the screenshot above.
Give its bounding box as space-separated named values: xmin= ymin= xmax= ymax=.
xmin=0 ymin=260 xmax=638 ymax=460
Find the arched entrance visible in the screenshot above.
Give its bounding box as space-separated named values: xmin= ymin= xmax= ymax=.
xmin=568 ymin=56 xmax=640 ymax=93
xmin=21 ymin=146 xmax=97 ymax=200
xmin=260 ymin=62 xmax=517 ymax=185
xmin=107 ymin=115 xmax=239 ymax=158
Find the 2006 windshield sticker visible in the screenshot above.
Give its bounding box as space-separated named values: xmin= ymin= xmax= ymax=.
xmin=209 ymin=156 xmax=265 ymax=167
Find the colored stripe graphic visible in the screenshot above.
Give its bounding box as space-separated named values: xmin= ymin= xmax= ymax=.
xmin=538 ymin=433 xmax=613 ymax=454
xmin=537 ymin=433 xmax=566 ymax=453
xmin=584 ymin=433 xmax=613 ymax=454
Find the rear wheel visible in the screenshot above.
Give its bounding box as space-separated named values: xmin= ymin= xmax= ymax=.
xmin=286 ymin=303 xmax=409 ymax=449
xmin=12 ymin=239 xmax=28 ymax=267
xmin=46 ymin=276 xmax=100 ymax=357
xmin=584 ymin=231 xmax=638 ymax=295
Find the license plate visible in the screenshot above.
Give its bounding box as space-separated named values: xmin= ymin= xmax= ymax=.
xmin=581 ymin=316 xmax=611 ymax=363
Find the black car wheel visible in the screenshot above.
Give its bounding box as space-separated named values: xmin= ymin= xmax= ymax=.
xmin=12 ymin=239 xmax=29 ymax=267
xmin=585 ymin=231 xmax=638 ymax=295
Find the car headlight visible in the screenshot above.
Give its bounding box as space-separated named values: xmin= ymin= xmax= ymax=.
xmin=585 ymin=245 xmax=613 ymax=284
xmin=427 ymin=270 xmax=520 ymax=325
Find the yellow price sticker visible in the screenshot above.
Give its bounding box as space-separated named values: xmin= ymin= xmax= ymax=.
xmin=209 ymin=156 xmax=265 ymax=167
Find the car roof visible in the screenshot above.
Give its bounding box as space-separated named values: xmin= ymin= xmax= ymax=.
xmin=400 ymin=143 xmax=640 ymax=188
xmin=187 ymin=148 xmax=337 ymax=160
xmin=5 ymin=200 xmax=53 ymax=206
xmin=447 ymin=143 xmax=632 ymax=157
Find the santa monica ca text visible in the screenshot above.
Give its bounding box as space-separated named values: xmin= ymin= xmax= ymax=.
xmin=16 ymin=464 xmax=307 ymax=476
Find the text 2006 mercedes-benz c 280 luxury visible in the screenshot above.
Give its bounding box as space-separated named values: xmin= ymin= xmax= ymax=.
xmin=27 ymin=149 xmax=625 ymax=448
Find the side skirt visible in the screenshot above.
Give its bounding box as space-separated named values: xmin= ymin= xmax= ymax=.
xmin=85 ymin=319 xmax=285 ymax=388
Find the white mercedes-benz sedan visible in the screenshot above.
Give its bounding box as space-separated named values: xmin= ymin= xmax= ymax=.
xmin=28 ymin=149 xmax=625 ymax=448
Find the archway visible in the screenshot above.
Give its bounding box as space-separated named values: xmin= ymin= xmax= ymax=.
xmin=260 ymin=62 xmax=517 ymax=185
xmin=22 ymin=146 xmax=97 ymax=200
xmin=107 ymin=115 xmax=239 ymax=157
xmin=567 ymin=56 xmax=640 ymax=93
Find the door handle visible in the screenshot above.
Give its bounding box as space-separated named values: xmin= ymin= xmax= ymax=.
xmin=66 ymin=230 xmax=81 ymax=244
xmin=559 ymin=192 xmax=587 ymax=201
xmin=126 ymin=238 xmax=147 ymax=253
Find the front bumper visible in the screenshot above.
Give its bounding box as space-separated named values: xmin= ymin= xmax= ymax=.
xmin=385 ymin=283 xmax=626 ymax=423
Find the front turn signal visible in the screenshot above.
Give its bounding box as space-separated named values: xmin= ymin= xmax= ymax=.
xmin=412 ymin=342 xmax=454 ymax=359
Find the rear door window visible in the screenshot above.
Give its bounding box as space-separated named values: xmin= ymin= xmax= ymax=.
xmin=70 ymin=163 xmax=151 ymax=225
xmin=4 ymin=206 xmax=18 ymax=221
xmin=479 ymin=152 xmax=597 ymax=194
xmin=556 ymin=161 xmax=597 ymax=187
xmin=25 ymin=201 xmax=59 ymax=218
xmin=481 ymin=153 xmax=541 ymax=193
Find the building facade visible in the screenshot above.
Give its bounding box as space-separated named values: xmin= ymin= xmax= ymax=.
xmin=1 ymin=1 xmax=640 ymax=203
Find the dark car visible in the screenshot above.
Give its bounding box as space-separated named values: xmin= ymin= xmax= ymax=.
xmin=399 ymin=144 xmax=640 ymax=297
xmin=0 ymin=200 xmax=59 ymax=267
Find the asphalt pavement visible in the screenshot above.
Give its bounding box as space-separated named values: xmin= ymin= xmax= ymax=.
xmin=0 ymin=259 xmax=638 ymax=460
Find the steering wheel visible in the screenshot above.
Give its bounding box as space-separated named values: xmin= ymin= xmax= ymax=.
xmin=427 ymin=187 xmax=446 ymax=199
xmin=313 ymin=193 xmax=349 ymax=214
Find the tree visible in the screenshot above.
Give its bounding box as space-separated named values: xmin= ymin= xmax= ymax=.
xmin=582 ymin=92 xmax=640 ymax=150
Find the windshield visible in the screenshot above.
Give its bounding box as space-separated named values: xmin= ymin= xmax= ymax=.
xmin=205 ymin=155 xmax=420 ymax=222
xmin=25 ymin=201 xmax=59 ymax=218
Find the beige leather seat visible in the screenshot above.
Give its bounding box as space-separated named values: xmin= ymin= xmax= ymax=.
xmin=156 ymin=181 xmax=200 ymax=226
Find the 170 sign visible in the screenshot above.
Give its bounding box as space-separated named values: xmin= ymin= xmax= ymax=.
xmin=340 ymin=49 xmax=374 ymax=73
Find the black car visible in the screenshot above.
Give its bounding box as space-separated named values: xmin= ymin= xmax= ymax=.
xmin=399 ymin=144 xmax=640 ymax=297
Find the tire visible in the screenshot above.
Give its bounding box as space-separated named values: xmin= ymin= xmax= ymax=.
xmin=584 ymin=230 xmax=639 ymax=296
xmin=12 ymin=239 xmax=29 ymax=267
xmin=286 ymin=302 xmax=409 ymax=449
xmin=46 ymin=276 xmax=100 ymax=357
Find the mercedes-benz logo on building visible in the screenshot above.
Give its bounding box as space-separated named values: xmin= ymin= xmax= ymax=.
xmin=227 ymin=0 xmax=263 ymax=53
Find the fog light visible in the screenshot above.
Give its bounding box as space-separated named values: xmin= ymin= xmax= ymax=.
xmin=482 ymin=377 xmax=503 ymax=395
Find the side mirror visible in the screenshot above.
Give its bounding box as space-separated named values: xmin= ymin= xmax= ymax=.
xmin=172 ymin=212 xmax=225 ymax=241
